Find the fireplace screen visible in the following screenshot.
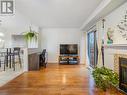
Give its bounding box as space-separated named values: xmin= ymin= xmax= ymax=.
xmin=119 ymin=57 xmax=127 ymax=93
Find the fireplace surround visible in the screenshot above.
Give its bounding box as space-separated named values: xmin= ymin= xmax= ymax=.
xmin=119 ymin=57 xmax=127 ymax=93
xmin=114 ymin=54 xmax=127 ymax=93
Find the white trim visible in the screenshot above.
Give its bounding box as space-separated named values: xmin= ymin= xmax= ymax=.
xmin=80 ymin=0 xmax=111 ymax=30
xmin=80 ymin=0 xmax=127 ymax=31
xmin=87 ymin=25 xmax=96 ymax=33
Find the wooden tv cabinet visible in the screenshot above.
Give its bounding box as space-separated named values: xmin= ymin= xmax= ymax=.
xmin=59 ymin=55 xmax=79 ymax=64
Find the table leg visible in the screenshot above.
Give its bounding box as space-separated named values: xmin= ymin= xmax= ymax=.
xmin=12 ymin=55 xmax=15 ymax=71
xmin=9 ymin=48 xmax=11 ymax=68
xmin=0 ymin=60 xmax=1 ymax=67
xmin=6 ymin=49 xmax=8 ymax=67
xmin=4 ymin=55 xmax=7 ymax=71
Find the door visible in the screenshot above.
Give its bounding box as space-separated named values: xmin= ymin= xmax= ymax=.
xmin=87 ymin=31 xmax=98 ymax=68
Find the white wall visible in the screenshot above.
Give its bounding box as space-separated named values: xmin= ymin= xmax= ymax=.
xmin=0 ymin=10 xmax=39 ymax=48
xmin=104 ymin=47 xmax=127 ymax=70
xmin=11 ymin=35 xmax=27 ymax=47
xmin=104 ymin=2 xmax=127 ymax=44
xmin=103 ymin=2 xmax=127 ymax=69
xmin=80 ymin=32 xmax=87 ymax=64
xmin=41 ymin=28 xmax=82 ymax=63
xmin=0 ymin=7 xmax=42 ymax=73
xmin=88 ymin=2 xmax=127 ymax=69
xmin=84 ymin=2 xmax=127 ymax=69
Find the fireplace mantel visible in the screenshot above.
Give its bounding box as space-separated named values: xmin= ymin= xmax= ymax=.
xmin=104 ymin=44 xmax=127 ymax=48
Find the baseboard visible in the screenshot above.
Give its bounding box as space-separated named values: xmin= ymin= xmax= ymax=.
xmin=47 ymin=62 xmax=86 ymax=65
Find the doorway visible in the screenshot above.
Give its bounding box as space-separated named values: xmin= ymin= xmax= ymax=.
xmin=87 ymin=31 xmax=98 ymax=68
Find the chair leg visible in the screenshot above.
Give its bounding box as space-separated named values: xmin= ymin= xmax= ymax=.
xmin=6 ymin=49 xmax=8 ymax=67
xmin=12 ymin=55 xmax=15 ymax=71
xmin=4 ymin=56 xmax=7 ymax=71
xmin=18 ymin=54 xmax=22 ymax=68
xmin=4 ymin=63 xmax=5 ymax=71
xmin=44 ymin=62 xmax=47 ymax=68
xmin=9 ymin=55 xmax=11 ymax=68
xmin=0 ymin=60 xmax=1 ymax=67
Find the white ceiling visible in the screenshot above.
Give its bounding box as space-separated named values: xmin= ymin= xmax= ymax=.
xmin=16 ymin=0 xmax=102 ymax=28
xmin=80 ymin=0 xmax=127 ymax=30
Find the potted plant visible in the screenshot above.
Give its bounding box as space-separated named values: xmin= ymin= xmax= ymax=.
xmin=92 ymin=67 xmax=119 ymax=91
xmin=23 ymin=27 xmax=38 ymax=42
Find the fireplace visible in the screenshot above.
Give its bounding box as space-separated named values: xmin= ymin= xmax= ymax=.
xmin=119 ymin=57 xmax=127 ymax=93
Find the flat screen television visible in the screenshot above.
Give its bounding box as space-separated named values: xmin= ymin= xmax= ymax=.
xmin=60 ymin=44 xmax=78 ymax=55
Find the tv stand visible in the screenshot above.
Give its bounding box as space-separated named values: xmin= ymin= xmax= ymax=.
xmin=59 ymin=55 xmax=79 ymax=64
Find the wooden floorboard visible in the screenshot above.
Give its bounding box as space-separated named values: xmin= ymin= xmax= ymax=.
xmin=0 ymin=64 xmax=125 ymax=95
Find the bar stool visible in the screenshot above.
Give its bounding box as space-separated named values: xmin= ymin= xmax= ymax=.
xmin=0 ymin=51 xmax=8 ymax=71
xmin=9 ymin=47 xmax=22 ymax=71
xmin=13 ymin=47 xmax=22 ymax=68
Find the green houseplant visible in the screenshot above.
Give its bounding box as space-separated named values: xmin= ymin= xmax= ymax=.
xmin=92 ymin=67 xmax=119 ymax=91
xmin=23 ymin=27 xmax=38 ymax=42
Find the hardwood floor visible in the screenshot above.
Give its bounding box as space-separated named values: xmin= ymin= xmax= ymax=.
xmin=0 ymin=64 xmax=125 ymax=95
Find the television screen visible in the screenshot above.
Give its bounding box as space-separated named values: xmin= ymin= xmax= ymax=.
xmin=60 ymin=45 xmax=68 ymax=54
xmin=68 ymin=45 xmax=78 ymax=54
xmin=60 ymin=44 xmax=78 ymax=55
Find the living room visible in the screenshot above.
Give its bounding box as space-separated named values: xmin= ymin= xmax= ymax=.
xmin=0 ymin=0 xmax=127 ymax=95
